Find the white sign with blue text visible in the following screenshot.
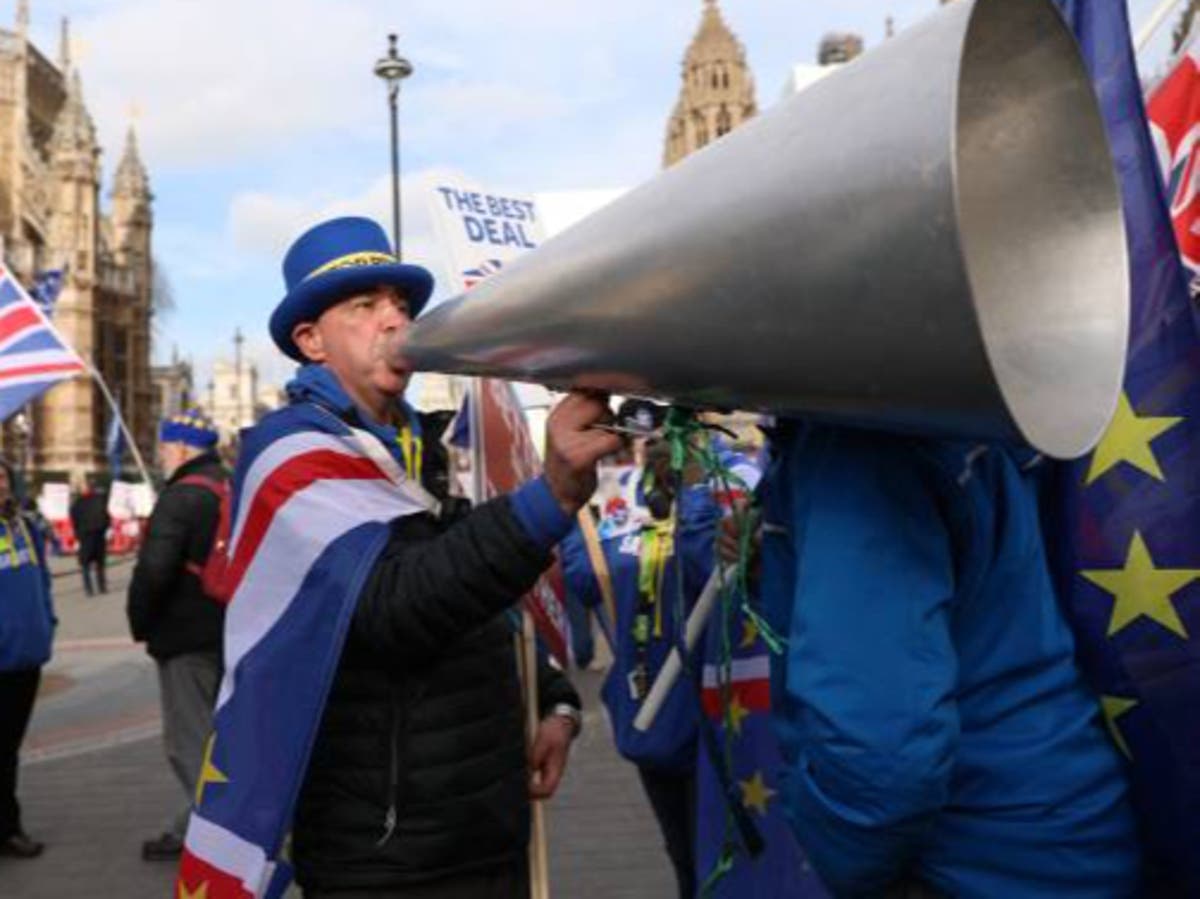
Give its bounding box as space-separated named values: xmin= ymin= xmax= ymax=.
xmin=428 ymin=179 xmax=546 ymax=291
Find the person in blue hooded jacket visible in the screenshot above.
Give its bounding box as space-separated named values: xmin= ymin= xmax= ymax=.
xmin=0 ymin=456 xmax=53 ymax=859
xmin=751 ymin=421 xmax=1140 ymax=897
xmin=561 ymin=407 xmax=722 ymax=899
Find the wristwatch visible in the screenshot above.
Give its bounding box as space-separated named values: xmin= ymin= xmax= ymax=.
xmin=548 ymin=702 xmax=582 ymax=738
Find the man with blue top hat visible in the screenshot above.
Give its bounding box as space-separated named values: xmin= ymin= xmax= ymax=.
xmin=128 ymin=407 xmax=228 ymax=862
xmin=179 ymin=217 xmax=620 ymax=899
xmin=0 ymin=455 xmax=53 ymax=859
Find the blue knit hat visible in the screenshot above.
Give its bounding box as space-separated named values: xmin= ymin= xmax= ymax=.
xmin=159 ymin=408 xmax=219 ymax=449
xmin=269 ymin=217 xmax=434 ymax=362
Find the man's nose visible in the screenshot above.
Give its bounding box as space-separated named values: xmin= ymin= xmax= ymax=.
xmin=378 ymin=301 xmax=410 ymax=330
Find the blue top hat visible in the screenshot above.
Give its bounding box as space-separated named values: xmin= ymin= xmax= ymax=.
xmin=269 ymin=217 xmax=434 ymax=361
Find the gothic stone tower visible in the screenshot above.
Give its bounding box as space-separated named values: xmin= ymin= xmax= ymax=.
xmin=0 ymin=4 xmax=154 ymax=481
xmin=662 ymin=0 xmax=757 ymax=168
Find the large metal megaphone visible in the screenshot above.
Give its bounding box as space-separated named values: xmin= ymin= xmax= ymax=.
xmin=404 ymin=0 xmax=1128 ymax=460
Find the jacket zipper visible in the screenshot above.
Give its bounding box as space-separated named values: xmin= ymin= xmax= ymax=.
xmin=376 ymin=692 xmax=403 ymax=847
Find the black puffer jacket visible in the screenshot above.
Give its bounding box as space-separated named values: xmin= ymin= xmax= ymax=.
xmin=293 ymin=412 xmax=580 ymax=892
xmin=126 ymin=452 xmax=226 ymax=659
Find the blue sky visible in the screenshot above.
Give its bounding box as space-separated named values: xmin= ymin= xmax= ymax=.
xmin=15 ymin=0 xmax=1183 ymax=388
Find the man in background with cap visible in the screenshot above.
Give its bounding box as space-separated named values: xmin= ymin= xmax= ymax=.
xmin=127 ymin=409 xmax=227 ymax=862
xmin=177 ymin=217 xmax=621 ymax=899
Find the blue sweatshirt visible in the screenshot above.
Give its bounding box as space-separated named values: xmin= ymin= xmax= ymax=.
xmin=0 ymin=512 xmax=55 ymax=671
xmin=760 ymin=423 xmax=1140 ymax=898
xmin=561 ymin=476 xmax=719 ymax=771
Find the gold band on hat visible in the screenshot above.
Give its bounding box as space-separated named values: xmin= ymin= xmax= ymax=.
xmin=304 ymin=251 xmax=397 ymax=281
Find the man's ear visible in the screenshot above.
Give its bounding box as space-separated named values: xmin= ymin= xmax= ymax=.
xmin=292 ymin=321 xmax=326 ymax=363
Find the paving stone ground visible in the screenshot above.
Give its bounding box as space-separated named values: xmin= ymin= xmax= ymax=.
xmin=3 ymin=556 xmax=674 ymax=898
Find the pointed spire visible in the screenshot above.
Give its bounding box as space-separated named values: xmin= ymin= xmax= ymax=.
xmin=690 ymin=0 xmax=740 ymax=61
xmin=50 ymin=70 xmax=98 ymax=160
xmin=16 ymin=0 xmax=29 ymax=34
xmin=59 ymin=17 xmax=71 ymax=73
xmin=663 ymin=0 xmax=756 ymax=168
xmin=113 ymin=124 xmax=151 ymax=199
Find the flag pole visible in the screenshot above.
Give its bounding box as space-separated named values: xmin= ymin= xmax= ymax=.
xmin=82 ymin=355 xmax=154 ymax=492
xmin=469 ymin=377 xmax=551 ymax=896
xmin=1137 ymin=0 xmax=1186 ymax=52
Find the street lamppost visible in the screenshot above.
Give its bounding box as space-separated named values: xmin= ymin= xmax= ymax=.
xmin=374 ymin=33 xmax=413 ymax=260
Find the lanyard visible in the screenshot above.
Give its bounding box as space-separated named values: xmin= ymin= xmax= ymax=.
xmin=630 ymin=512 xmax=676 ymax=701
xmin=396 ymin=424 xmax=423 ymax=483
xmin=0 ymin=517 xmax=35 ymax=569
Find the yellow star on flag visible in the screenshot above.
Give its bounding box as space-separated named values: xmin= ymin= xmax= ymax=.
xmin=178 ymin=881 xmax=209 ymax=899
xmin=1081 ymin=532 xmax=1200 ymax=639
xmin=739 ymin=770 xmax=776 ymax=816
xmin=727 ymin=694 xmax=752 ymax=736
xmin=1086 ymin=392 xmax=1182 ymax=485
xmin=739 ymin=618 xmax=759 ymax=649
xmin=194 ymin=734 xmax=229 ymax=806
xmin=1101 ymin=695 xmax=1138 ymax=760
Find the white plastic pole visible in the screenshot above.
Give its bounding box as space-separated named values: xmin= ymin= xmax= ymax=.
xmin=1137 ymin=0 xmax=1186 ymax=53
xmin=632 ymin=566 xmax=726 ymax=732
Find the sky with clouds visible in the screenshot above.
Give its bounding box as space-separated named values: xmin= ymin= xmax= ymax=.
xmin=14 ymin=0 xmax=1183 ymax=388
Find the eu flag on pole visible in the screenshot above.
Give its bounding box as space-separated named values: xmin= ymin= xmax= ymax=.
xmin=106 ymin=413 xmax=125 ymax=479
xmin=694 ymin=600 xmax=829 ymax=898
xmin=1047 ymin=2 xmax=1200 ymax=892
xmin=30 ymin=268 xmax=66 ymax=316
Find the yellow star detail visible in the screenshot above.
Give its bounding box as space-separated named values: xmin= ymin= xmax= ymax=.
xmin=739 ymin=618 xmax=759 ymax=649
xmin=1086 ymin=392 xmax=1182 ymax=485
xmin=194 ymin=734 xmax=228 ymax=807
xmin=1101 ymin=695 xmax=1138 ymax=760
xmin=726 ymin=694 xmax=752 ymax=736
xmin=178 ymin=881 xmax=209 ymax=899
xmin=1081 ymin=532 xmax=1200 ymax=639
xmin=739 ymin=770 xmax=776 ymax=816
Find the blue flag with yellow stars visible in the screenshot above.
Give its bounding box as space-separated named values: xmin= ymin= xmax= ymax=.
xmin=694 ymin=598 xmax=829 ymax=897
xmin=1046 ymin=2 xmax=1200 ymax=893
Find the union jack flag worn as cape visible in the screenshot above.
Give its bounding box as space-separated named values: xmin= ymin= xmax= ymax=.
xmin=176 ymin=401 xmax=437 ymax=899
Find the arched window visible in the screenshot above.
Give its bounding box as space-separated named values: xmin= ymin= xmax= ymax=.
xmin=711 ymin=68 xmax=720 ymax=89
xmin=694 ymin=114 xmax=709 ymax=147
xmin=722 ymin=68 xmax=730 ymax=89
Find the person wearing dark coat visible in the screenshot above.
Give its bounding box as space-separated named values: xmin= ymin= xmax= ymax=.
xmin=127 ymin=409 xmax=226 ymax=862
xmin=177 ymin=217 xmax=620 ymax=899
xmin=0 ymin=457 xmax=53 ymax=859
xmin=69 ymin=482 xmax=110 ymax=595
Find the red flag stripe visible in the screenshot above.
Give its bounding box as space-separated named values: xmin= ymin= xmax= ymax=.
xmin=224 ymin=449 xmax=389 ymax=598
xmin=0 ymin=305 xmax=40 ymax=344
xmin=0 ymin=360 xmax=83 ymax=382
xmin=177 ymin=848 xmax=254 ymax=899
xmin=701 ymin=678 xmax=771 ymax=720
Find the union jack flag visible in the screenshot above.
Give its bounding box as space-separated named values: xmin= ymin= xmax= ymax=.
xmin=0 ymin=264 xmax=84 ymax=423
xmin=176 ymin=402 xmax=436 ymax=898
xmin=462 ymin=257 xmax=504 ymax=289
xmin=1149 ymin=39 xmax=1200 ymax=292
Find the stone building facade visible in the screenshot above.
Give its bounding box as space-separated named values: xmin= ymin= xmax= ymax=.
xmin=0 ymin=3 xmax=153 ymax=482
xmin=150 ymin=349 xmax=193 ymax=427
